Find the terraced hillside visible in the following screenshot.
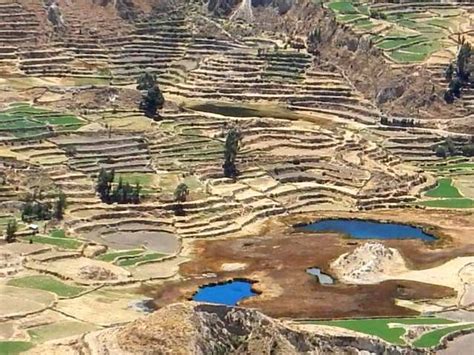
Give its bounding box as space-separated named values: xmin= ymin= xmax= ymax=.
xmin=0 ymin=0 xmax=473 ymax=353
xmin=324 ymin=0 xmax=473 ymax=64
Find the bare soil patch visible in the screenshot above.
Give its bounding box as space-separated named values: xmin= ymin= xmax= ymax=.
xmin=146 ymin=231 xmax=458 ymax=319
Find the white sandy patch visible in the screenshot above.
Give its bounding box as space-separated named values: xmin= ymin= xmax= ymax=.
xmin=221 ymin=263 xmax=247 ymax=272
xmin=388 ymin=257 xmax=474 ymax=294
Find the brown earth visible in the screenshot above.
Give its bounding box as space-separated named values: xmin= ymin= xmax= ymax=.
xmin=146 ymin=209 xmax=473 ymax=319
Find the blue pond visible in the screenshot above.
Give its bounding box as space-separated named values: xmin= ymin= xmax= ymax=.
xmin=299 ymin=219 xmax=436 ymax=241
xmin=192 ymin=280 xmax=256 ymax=306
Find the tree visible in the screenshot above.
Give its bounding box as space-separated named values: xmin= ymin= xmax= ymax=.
xmin=140 ymin=86 xmax=165 ymax=118
xmin=137 ymin=71 xmax=165 ymax=118
xmin=461 ymin=144 xmax=474 ymax=157
xmin=445 ymin=63 xmax=454 ymax=81
xmin=137 ymin=72 xmax=157 ymax=91
xmin=445 ymin=137 xmax=457 ymax=156
xmin=223 ymin=128 xmax=241 ymax=179
xmin=173 ymin=183 xmax=189 ymax=217
xmin=97 ymin=169 xmax=141 ymax=204
xmin=435 ymin=145 xmax=447 ymax=158
xmin=174 ymin=183 xmax=189 ymax=203
xmin=54 ymin=192 xmax=67 ymax=220
xmin=6 ymin=220 xmax=17 ymax=243
xmin=456 ymin=39 xmax=472 ymax=81
xmin=96 ymin=168 xmax=114 ymax=203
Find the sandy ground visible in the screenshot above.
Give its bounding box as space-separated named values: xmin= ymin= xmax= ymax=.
xmin=131 ymin=257 xmax=186 ymax=280
xmin=55 ymin=290 xmax=144 ymax=327
xmin=385 ymin=257 xmax=474 ymax=305
xmin=439 ymin=333 xmax=474 ymax=355
xmin=0 ymin=286 xmax=55 ymax=318
xmin=29 ymin=257 xmax=131 ymax=285
xmin=103 ymin=231 xmax=180 ymax=254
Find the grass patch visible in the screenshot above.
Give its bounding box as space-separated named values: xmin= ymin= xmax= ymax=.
xmin=28 ymin=321 xmax=96 ymax=343
xmin=50 ymin=229 xmax=66 ymax=239
xmin=97 ymin=249 xmax=144 ymax=262
xmin=413 ymin=323 xmax=474 ymax=348
xmin=418 ymin=198 xmax=474 ymax=209
xmin=7 ymin=275 xmax=84 ymax=297
xmin=389 ymin=50 xmax=429 ymax=63
xmin=304 ymin=317 xmax=455 ymax=345
xmin=0 ymin=341 xmax=33 ymax=354
xmin=428 ymin=163 xmax=474 ymax=172
xmin=376 ymin=37 xmax=423 ymax=50
xmin=115 ymin=173 xmax=155 ymax=187
xmin=327 ymin=1 xmax=358 ymax=14
xmin=425 ymin=178 xmax=462 ymax=198
xmin=117 ymin=252 xmax=165 ymax=267
xmin=27 ymin=234 xmax=82 ymax=249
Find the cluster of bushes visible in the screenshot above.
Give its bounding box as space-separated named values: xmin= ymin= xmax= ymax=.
xmin=96 ymin=168 xmax=141 ymax=204
xmin=21 ymin=191 xmax=67 ymax=222
xmin=370 ymin=10 xmax=387 ymax=20
xmin=444 ymin=36 xmax=472 ymax=104
xmin=434 ymin=137 xmax=474 ymax=158
xmin=380 ymin=116 xmax=417 ymax=127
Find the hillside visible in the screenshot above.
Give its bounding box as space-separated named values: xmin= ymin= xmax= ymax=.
xmin=28 ymin=302 xmax=426 ymax=354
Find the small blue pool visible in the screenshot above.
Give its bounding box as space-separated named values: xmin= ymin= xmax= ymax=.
xmin=298 ymin=219 xmax=436 ymax=241
xmin=192 ymin=280 xmax=257 ymax=306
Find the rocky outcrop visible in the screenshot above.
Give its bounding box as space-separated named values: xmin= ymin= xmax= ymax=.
xmin=29 ymin=302 xmax=426 ymax=354
xmin=331 ymin=242 xmax=408 ymax=284
xmin=45 ymin=1 xmax=65 ymax=31
xmin=207 ymin=0 xmax=294 ymax=17
xmin=93 ymin=0 xmax=137 ymax=19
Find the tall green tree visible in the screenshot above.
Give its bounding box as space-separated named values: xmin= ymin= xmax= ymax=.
xmin=223 ymin=128 xmax=240 ymax=179
xmin=137 ymin=71 xmax=165 ymax=118
xmin=136 ymin=72 xmax=157 ymax=91
xmin=54 ymin=192 xmax=67 ymax=220
xmin=456 ymin=40 xmax=472 ymax=81
xmin=140 ymin=86 xmax=164 ymax=118
xmin=6 ymin=219 xmax=17 ymax=243
xmin=173 ymin=183 xmax=189 ymax=216
xmin=174 ymin=183 xmax=189 ymax=203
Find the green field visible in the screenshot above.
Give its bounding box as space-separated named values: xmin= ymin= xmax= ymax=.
xmin=419 ymin=198 xmax=474 ymax=209
xmin=27 ymin=235 xmax=82 ymax=249
xmin=425 ymin=178 xmax=463 ymax=198
xmin=97 ymin=249 xmax=144 ymax=262
xmin=303 ymin=317 xmax=455 ymax=345
xmin=0 ymin=103 xmax=84 ymax=137
xmin=115 ymin=173 xmax=155 ymax=187
xmin=28 ymin=321 xmax=96 ymax=343
xmin=0 ymin=341 xmax=33 ymax=354
xmin=50 ymin=229 xmax=66 ymax=239
xmin=117 ymin=252 xmax=165 ymax=267
xmin=413 ymin=323 xmax=474 ymax=348
xmin=429 ymin=162 xmax=474 ymax=172
xmin=7 ymin=275 xmax=85 ymax=298
xmin=323 ymin=0 xmax=464 ymax=63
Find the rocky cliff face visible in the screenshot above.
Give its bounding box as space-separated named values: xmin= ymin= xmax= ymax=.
xmin=93 ymin=0 xmax=137 ymax=19
xmin=207 ymin=0 xmax=293 ymax=16
xmin=29 ymin=302 xmax=426 ymax=354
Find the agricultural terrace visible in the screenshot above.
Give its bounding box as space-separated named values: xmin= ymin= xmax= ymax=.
xmin=0 ymin=0 xmax=472 ymax=353
xmin=322 ymin=0 xmax=472 ymax=64
xmin=302 ymin=317 xmax=474 ymax=348
xmin=419 ymin=177 xmax=474 ymax=208
xmin=0 ymin=103 xmax=85 ymax=138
